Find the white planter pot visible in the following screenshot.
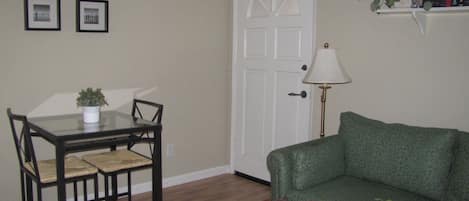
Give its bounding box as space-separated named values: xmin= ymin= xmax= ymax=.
xmin=82 ymin=106 xmax=101 ymax=123
xmin=83 ymin=122 xmax=100 ymax=132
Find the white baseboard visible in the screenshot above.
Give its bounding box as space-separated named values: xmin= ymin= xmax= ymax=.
xmin=67 ymin=165 xmax=231 ymax=201
xmin=162 ymin=165 xmax=231 ymax=187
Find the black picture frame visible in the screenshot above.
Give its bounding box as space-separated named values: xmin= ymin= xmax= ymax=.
xmin=24 ymin=0 xmax=61 ymax=31
xmin=76 ymin=0 xmax=109 ymax=33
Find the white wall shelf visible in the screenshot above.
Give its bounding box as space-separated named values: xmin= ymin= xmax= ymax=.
xmin=376 ymin=6 xmax=469 ymax=35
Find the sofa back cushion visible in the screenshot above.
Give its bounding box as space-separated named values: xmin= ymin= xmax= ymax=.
xmin=445 ymin=131 xmax=469 ymax=201
xmin=339 ymin=112 xmax=457 ymax=200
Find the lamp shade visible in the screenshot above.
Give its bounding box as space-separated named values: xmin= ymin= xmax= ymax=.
xmin=303 ymin=48 xmax=352 ymax=84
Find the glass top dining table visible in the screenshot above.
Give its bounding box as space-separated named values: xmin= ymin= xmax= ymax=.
xmin=29 ymin=111 xmax=158 ymax=139
xmin=27 ymin=111 xmax=163 ymax=201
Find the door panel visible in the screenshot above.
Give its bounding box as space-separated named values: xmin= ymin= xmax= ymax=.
xmin=275 ymin=27 xmax=303 ymax=60
xmin=233 ymin=0 xmax=315 ymax=181
xmin=274 ymin=71 xmax=302 ymax=149
xmin=242 ymin=70 xmax=266 ymax=159
xmin=244 ymin=28 xmax=268 ymax=59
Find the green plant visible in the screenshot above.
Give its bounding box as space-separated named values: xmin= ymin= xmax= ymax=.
xmin=76 ymin=88 xmax=109 ymax=107
xmin=423 ymin=1 xmax=433 ymax=11
xmin=371 ymin=0 xmax=381 ymax=11
xmin=385 ymin=0 xmax=396 ymax=8
xmin=371 ymin=0 xmax=395 ymax=12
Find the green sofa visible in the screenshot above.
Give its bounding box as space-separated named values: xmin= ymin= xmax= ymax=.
xmin=267 ymin=112 xmax=469 ymax=201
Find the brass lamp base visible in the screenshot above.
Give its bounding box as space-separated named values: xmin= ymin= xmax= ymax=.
xmin=319 ymin=84 xmax=331 ymax=138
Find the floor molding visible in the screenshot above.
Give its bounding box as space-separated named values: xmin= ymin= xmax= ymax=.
xmin=67 ymin=165 xmax=231 ymax=201
xmin=234 ymin=171 xmax=270 ymax=186
xmin=163 ymin=165 xmax=231 ymax=188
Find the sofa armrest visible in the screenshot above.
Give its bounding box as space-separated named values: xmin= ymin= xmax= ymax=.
xmin=267 ymin=135 xmax=344 ymax=200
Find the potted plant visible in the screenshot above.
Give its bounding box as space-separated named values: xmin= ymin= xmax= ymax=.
xmin=76 ymin=88 xmax=108 ymax=123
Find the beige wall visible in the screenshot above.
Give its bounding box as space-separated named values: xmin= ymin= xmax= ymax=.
xmin=314 ymin=0 xmax=469 ymax=137
xmin=0 ymin=0 xmax=231 ymax=200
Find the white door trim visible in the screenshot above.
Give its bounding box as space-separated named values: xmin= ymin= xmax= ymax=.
xmin=229 ymin=0 xmax=318 ymax=175
xmin=229 ymin=0 xmax=239 ymax=173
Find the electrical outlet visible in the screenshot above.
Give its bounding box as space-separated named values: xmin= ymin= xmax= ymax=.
xmin=166 ymin=144 xmax=174 ymax=157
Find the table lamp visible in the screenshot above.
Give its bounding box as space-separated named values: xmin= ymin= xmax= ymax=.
xmin=303 ymin=43 xmax=352 ymax=138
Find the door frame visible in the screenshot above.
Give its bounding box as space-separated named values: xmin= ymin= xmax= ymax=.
xmin=229 ymin=0 xmax=318 ymax=173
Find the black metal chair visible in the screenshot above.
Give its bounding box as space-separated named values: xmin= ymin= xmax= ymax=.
xmin=82 ymin=99 xmax=163 ymax=201
xmin=7 ymin=108 xmax=99 ymax=201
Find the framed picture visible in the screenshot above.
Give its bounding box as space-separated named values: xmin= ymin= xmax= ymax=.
xmin=24 ymin=0 xmax=61 ymax=30
xmin=77 ymin=0 xmax=108 ymax=32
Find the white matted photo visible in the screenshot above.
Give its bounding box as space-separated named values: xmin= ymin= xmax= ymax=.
xmin=25 ymin=0 xmax=61 ymax=30
xmin=77 ymin=0 xmax=108 ymax=32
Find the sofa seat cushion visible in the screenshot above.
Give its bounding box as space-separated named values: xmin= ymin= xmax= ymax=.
xmin=286 ymin=176 xmax=435 ymax=201
xmin=445 ymin=131 xmax=469 ymax=201
xmin=339 ymin=112 xmax=457 ymax=200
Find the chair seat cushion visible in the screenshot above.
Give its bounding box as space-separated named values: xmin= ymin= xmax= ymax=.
xmin=286 ymin=176 xmax=435 ymax=201
xmin=25 ymin=156 xmax=98 ymax=184
xmin=82 ymin=150 xmax=152 ymax=173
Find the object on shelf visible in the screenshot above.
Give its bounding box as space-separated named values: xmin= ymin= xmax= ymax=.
xmin=423 ymin=1 xmax=433 ymax=10
xmin=376 ymin=6 xmax=469 ymax=13
xmin=371 ymin=0 xmax=400 ymax=12
xmin=429 ymin=0 xmax=443 ymax=7
xmin=395 ymin=0 xmax=412 ymax=7
xmin=412 ymin=0 xmax=424 ymax=7
xmin=444 ymin=0 xmax=452 ymax=7
xmin=375 ymin=6 xmax=469 ymax=35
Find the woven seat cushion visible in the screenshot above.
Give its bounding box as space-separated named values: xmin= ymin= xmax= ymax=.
xmin=82 ymin=150 xmax=152 ymax=173
xmin=24 ymin=156 xmax=98 ymax=184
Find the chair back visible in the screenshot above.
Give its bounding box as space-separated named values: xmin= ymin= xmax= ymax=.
xmin=129 ymin=99 xmax=163 ymax=152
xmin=131 ymin=99 xmax=163 ymax=124
xmin=7 ymin=108 xmax=41 ymax=181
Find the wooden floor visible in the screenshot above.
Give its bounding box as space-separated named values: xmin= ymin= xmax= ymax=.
xmin=123 ymin=174 xmax=271 ymax=201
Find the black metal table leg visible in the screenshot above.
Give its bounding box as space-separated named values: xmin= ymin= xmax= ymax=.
xmin=37 ymin=183 xmax=42 ymax=201
xmin=74 ymin=181 xmax=78 ymax=201
xmin=56 ymin=141 xmax=66 ymax=201
xmin=20 ymin=172 xmax=26 ymax=201
xmin=83 ymin=179 xmax=87 ymax=201
xmin=105 ymin=176 xmax=109 ymax=201
xmin=24 ymin=134 xmax=33 ymax=201
xmin=128 ymin=171 xmax=132 ymax=201
xmin=110 ymin=145 xmax=118 ymax=201
xmin=111 ymin=174 xmax=118 ymax=201
xmin=94 ymin=175 xmax=99 ymax=201
xmin=26 ymin=176 xmax=33 ymax=201
xmin=152 ymin=127 xmax=162 ymax=201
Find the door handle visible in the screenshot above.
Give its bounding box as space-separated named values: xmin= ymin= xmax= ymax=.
xmin=301 ymin=64 xmax=308 ymax=71
xmin=288 ymin=91 xmax=307 ymax=98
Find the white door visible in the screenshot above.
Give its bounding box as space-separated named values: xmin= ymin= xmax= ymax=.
xmin=232 ymin=0 xmax=315 ymax=181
